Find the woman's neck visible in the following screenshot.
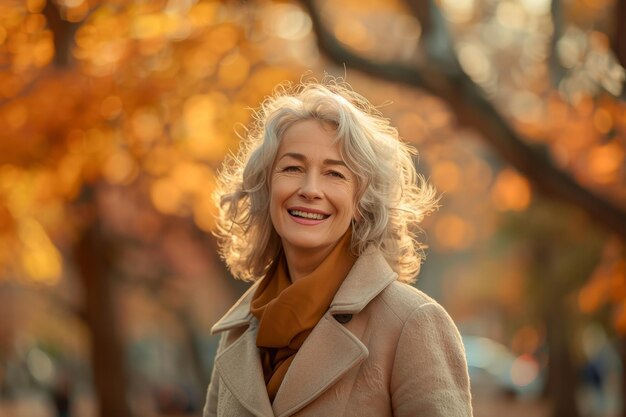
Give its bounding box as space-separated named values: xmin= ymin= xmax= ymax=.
xmin=282 ymin=244 xmax=336 ymax=283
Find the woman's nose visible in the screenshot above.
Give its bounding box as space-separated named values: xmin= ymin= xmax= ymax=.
xmin=298 ymin=174 xmax=323 ymax=200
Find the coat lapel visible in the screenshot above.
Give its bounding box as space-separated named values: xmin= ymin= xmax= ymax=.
xmin=212 ymin=280 xmax=275 ymax=417
xmin=272 ymin=249 xmax=398 ymax=417
xmin=271 ymin=313 xmax=368 ymax=417
xmin=330 ymin=248 xmax=398 ymax=313
xmin=210 ymin=249 xmax=398 ymax=417
xmin=213 ymin=324 xmax=275 ymax=417
xmin=211 ymin=279 xmax=262 ymax=335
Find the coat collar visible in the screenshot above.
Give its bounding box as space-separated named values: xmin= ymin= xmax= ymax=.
xmin=211 ymin=247 xmax=397 ymax=335
xmin=210 ymin=248 xmax=398 ymax=417
xmin=213 ymin=323 xmax=275 ymax=417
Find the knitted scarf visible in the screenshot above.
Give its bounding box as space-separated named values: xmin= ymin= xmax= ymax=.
xmin=249 ymin=229 xmax=356 ymax=402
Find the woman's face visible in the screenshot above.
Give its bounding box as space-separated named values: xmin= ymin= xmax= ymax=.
xmin=270 ymin=119 xmax=357 ymax=257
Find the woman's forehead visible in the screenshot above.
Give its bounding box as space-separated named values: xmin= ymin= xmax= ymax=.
xmin=278 ymin=121 xmax=340 ymax=153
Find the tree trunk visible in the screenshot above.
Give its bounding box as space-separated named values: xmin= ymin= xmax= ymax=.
xmin=176 ymin=308 xmax=210 ymax=390
xmin=620 ymin=336 xmax=626 ymax=417
xmin=544 ymin=299 xmax=581 ymax=417
xmin=527 ymin=228 xmax=584 ymax=417
xmin=74 ymin=221 xmax=132 ymax=417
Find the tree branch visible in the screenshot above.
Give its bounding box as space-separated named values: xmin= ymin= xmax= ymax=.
xmin=612 ymin=0 xmax=626 ymax=69
xmin=42 ymin=0 xmax=81 ymax=68
xmin=404 ymin=0 xmax=432 ymax=40
xmin=300 ymin=0 xmax=626 ymax=241
xmin=404 ymin=0 xmax=458 ymax=65
xmin=549 ymin=0 xmax=566 ymax=87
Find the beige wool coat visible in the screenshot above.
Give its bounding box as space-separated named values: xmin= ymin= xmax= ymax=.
xmin=203 ymin=248 xmax=473 ymax=417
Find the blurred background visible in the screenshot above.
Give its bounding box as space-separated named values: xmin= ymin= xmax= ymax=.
xmin=0 ymin=0 xmax=625 ymax=416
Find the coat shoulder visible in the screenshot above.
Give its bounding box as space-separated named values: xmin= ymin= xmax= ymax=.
xmin=377 ymin=281 xmax=441 ymax=323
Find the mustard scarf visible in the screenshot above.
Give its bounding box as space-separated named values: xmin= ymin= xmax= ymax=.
xmin=250 ymin=229 xmax=356 ymax=402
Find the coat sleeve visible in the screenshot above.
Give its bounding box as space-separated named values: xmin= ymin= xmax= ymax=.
xmin=390 ymin=302 xmax=473 ymax=417
xmin=203 ymin=332 xmax=227 ymax=417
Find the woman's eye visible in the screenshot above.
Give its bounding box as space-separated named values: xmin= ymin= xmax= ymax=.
xmin=328 ymin=171 xmax=346 ymax=179
xmin=282 ymin=166 xmax=302 ymax=172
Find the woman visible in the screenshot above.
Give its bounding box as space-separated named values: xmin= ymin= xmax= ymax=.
xmin=204 ymin=79 xmax=473 ymax=417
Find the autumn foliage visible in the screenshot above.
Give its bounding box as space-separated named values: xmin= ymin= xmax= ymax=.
xmin=0 ymin=0 xmax=625 ymax=415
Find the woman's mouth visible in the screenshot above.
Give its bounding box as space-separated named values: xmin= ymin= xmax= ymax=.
xmin=288 ymin=209 xmax=330 ymax=220
xmin=287 ymin=209 xmax=331 ymax=225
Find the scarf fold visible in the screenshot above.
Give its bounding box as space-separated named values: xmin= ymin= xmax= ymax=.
xmin=250 ymin=229 xmax=356 ymax=403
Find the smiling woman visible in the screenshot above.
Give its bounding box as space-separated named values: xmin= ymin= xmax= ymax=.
xmin=205 ymin=77 xmax=473 ymax=417
xmin=270 ymin=119 xmax=357 ymax=282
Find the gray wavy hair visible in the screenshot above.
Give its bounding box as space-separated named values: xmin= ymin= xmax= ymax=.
xmin=213 ymin=77 xmax=438 ymax=283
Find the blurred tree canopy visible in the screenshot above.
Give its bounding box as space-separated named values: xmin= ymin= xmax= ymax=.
xmin=0 ymin=0 xmax=625 ymax=416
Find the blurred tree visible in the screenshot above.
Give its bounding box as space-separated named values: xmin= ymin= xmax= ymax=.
xmin=301 ymin=0 xmax=626 ymax=239
xmin=0 ymin=0 xmax=296 ymax=415
xmin=613 ymin=0 xmax=626 ymax=68
xmin=297 ymin=1 xmax=625 ymax=416
xmin=497 ymin=199 xmax=606 ymax=417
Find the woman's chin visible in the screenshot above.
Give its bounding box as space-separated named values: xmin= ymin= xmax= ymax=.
xmin=281 ymin=238 xmax=331 ymax=253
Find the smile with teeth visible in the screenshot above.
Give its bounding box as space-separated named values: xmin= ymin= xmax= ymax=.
xmin=288 ymin=209 xmax=330 ymax=220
